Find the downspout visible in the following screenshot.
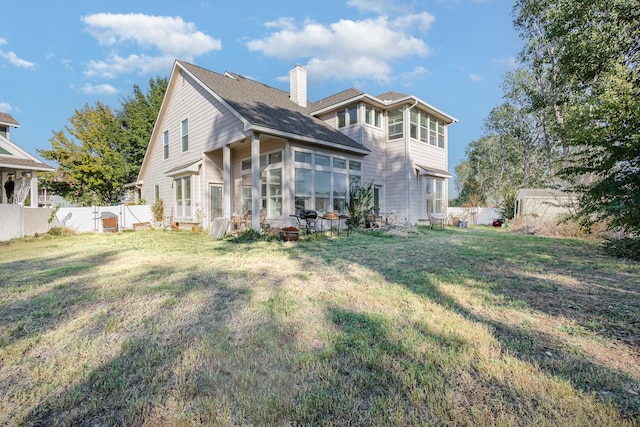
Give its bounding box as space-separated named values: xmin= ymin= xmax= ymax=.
xmin=405 ymin=99 xmax=419 ymax=225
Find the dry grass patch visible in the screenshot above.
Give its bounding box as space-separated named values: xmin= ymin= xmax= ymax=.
xmin=0 ymin=227 xmax=638 ymax=426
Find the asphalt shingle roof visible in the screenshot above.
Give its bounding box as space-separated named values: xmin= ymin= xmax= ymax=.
xmin=179 ymin=61 xmax=369 ymax=153
xmin=376 ymin=91 xmax=410 ymax=102
xmin=0 ymin=156 xmax=54 ymax=171
xmin=310 ymin=88 xmax=365 ymax=112
xmin=0 ymin=112 xmax=20 ymax=127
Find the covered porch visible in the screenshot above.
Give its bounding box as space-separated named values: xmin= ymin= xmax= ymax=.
xmin=201 ymin=131 xmax=368 ymax=232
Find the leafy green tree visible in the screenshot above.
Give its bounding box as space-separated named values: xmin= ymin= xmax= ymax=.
xmin=514 ymin=0 xmax=640 ymax=234
xmin=38 ymin=77 xmax=167 ymax=206
xmin=39 ymin=103 xmax=126 ymax=206
xmin=118 ymin=77 xmax=168 ymax=183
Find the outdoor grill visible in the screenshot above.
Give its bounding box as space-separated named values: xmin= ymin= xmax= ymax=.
xmin=296 ymin=209 xmax=318 ymax=234
xmin=298 ymin=209 xmax=318 ymax=220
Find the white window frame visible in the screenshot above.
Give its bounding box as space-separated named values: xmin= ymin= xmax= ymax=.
xmin=241 ymin=149 xmax=283 ymax=217
xmin=293 ymin=149 xmax=363 ymax=215
xmin=174 ymin=175 xmax=192 ymax=219
xmin=388 ymin=108 xmax=403 ymax=140
xmin=181 ymin=118 xmax=189 ymax=152
xmin=163 ymin=130 xmax=169 ymax=160
xmin=424 ymin=176 xmax=444 ymax=215
xmin=365 ymin=105 xmax=382 ymax=128
xmin=337 ymin=103 xmax=359 ymax=128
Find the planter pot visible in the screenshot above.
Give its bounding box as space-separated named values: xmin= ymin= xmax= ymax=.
xmin=279 ymin=228 xmax=299 ymax=242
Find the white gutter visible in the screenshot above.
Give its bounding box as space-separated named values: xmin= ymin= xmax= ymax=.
xmin=406 ymin=99 xmax=419 ymax=224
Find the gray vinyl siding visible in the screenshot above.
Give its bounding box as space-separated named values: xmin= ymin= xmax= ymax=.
xmin=409 ymin=131 xmax=450 ymax=221
xmin=140 ymin=69 xmax=246 ymax=221
xmin=384 ymin=139 xmax=409 ymax=224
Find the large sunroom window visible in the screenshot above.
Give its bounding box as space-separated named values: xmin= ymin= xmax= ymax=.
xmin=294 ymin=151 xmax=362 ymax=215
xmin=241 ymin=150 xmax=283 ymax=216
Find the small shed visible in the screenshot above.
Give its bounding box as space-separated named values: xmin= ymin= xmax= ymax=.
xmin=514 ymin=189 xmax=576 ymax=222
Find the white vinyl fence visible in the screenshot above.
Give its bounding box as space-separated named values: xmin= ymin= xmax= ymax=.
xmin=53 ymin=205 xmax=153 ymax=233
xmin=447 ymin=207 xmax=502 ymax=225
xmin=0 ymin=204 xmax=153 ymax=241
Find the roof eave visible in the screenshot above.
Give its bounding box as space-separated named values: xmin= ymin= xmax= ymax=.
xmin=250 ymin=125 xmax=370 ymax=155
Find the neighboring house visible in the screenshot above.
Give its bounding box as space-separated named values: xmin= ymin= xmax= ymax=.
xmin=0 ymin=113 xmax=55 ymax=206
xmin=136 ymin=60 xmax=457 ymax=231
xmin=514 ymin=189 xmax=576 ymax=223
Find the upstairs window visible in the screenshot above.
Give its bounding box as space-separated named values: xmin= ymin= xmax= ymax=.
xmin=419 ymin=111 xmax=429 ymax=143
xmin=437 ymin=122 xmax=445 ymax=148
xmin=388 ymin=108 xmax=403 ymax=140
xmin=181 ymin=119 xmax=189 ymax=152
xmin=410 ymin=109 xmax=419 ymax=139
xmin=337 ymin=103 xmax=358 ymax=128
xmin=163 ymin=130 xmax=169 ymax=159
xmin=365 ymin=105 xmax=382 ymax=128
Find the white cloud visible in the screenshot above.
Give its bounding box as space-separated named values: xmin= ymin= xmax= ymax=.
xmin=392 ymin=12 xmax=435 ymax=33
xmin=0 ymin=102 xmax=18 ymax=114
xmin=84 ymin=54 xmax=176 ymax=79
xmin=247 ymin=15 xmax=432 ymax=83
xmin=0 ymin=39 xmax=36 ymax=69
xmin=79 ymin=83 xmax=119 ymax=95
xmin=82 ymin=13 xmax=221 ymax=77
xmin=469 ymin=73 xmax=482 ymax=82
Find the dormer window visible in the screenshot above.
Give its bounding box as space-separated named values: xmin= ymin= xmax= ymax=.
xmin=337 ymin=103 xmax=358 ymax=128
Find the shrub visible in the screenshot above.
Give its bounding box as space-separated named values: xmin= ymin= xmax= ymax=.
xmin=151 ymin=199 xmax=164 ymax=222
xmin=602 ymin=237 xmax=640 ymax=260
xmin=346 ymin=180 xmax=374 ymax=229
xmin=47 ymin=226 xmax=77 ymax=236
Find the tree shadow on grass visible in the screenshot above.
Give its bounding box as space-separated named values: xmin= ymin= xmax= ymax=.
xmin=309 ymin=229 xmax=640 ymax=421
xmin=19 ymin=277 xmax=253 ymax=426
xmin=0 ymin=250 xmax=121 ymax=348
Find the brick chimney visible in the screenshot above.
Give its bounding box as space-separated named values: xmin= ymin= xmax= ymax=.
xmin=290 ymin=64 xmax=307 ymax=108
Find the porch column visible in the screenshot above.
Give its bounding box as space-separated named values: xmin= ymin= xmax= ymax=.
xmin=30 ymin=170 xmax=38 ymax=207
xmin=223 ymin=145 xmax=232 ymax=220
xmin=251 ymin=133 xmax=261 ymax=231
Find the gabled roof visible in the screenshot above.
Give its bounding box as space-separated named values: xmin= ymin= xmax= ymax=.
xmin=178 ymin=61 xmax=369 ymax=153
xmin=0 ymin=112 xmax=20 ymax=128
xmin=376 ymin=91 xmax=410 ymax=102
xmin=0 ymin=134 xmax=55 ymax=172
xmin=311 ymin=88 xmax=365 ymax=112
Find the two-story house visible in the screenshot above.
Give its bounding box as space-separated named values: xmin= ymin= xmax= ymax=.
xmin=136 ymin=60 xmax=457 ymax=231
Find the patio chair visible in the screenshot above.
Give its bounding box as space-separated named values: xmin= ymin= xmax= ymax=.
xmin=427 ymin=212 xmax=445 ymax=230
xmin=232 ymin=210 xmax=249 ymax=230
xmin=259 ymin=208 xmax=267 ymax=229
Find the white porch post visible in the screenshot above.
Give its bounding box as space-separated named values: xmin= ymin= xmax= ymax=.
xmin=251 ymin=133 xmax=261 ymax=231
xmin=223 ymin=145 xmax=232 ymax=219
xmin=30 ymin=170 xmax=38 ymax=207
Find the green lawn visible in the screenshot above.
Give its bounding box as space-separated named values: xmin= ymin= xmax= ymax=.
xmin=1 ymin=227 xmax=638 ymax=426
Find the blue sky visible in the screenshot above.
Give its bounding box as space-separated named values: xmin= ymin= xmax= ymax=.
xmin=1 ymin=0 xmax=522 ymax=179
